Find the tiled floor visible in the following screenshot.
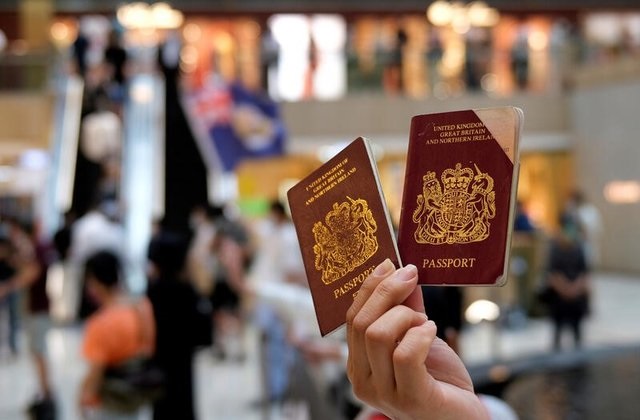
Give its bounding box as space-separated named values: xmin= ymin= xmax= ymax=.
xmin=1 ymin=271 xmax=639 ymax=420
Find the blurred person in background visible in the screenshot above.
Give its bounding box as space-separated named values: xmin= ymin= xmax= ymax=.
xmin=147 ymin=230 xmax=211 ymax=420
xmin=186 ymin=203 xmax=224 ymax=361
xmin=383 ymin=26 xmax=407 ymax=95
xmin=81 ymin=63 xmax=113 ymax=119
xmin=186 ymin=203 xmax=222 ymax=303
xmin=544 ymin=214 xmax=591 ymax=351
xmin=566 ymin=190 xmax=603 ymax=269
xmin=260 ymin=27 xmax=279 ymax=93
xmin=248 ymin=201 xmax=348 ymax=418
xmin=0 ymin=218 xmax=56 ymax=416
xmin=79 ymin=251 xmax=155 ymax=420
xmin=247 ymin=200 xmax=306 ymax=406
xmin=421 ymin=287 xmax=463 ymax=355
xmin=209 ymin=210 xmax=253 ymax=362
xmin=0 ymin=232 xmax=18 ymax=357
xmin=514 ymin=200 xmax=536 ymax=233
xmin=72 ymin=27 xmax=90 ymax=78
xmin=511 ymin=27 xmax=530 ymax=90
xmin=158 ymin=29 xmax=182 ymax=83
xmin=103 ymin=29 xmax=128 ymax=107
xmin=262 ymin=201 xmax=306 ymax=288
xmin=71 ymin=198 xmax=126 ymax=320
xmin=48 ymin=211 xmax=79 ymax=323
xmin=511 ymin=200 xmax=540 ymax=325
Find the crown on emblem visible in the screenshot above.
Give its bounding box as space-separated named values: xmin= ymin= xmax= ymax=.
xmin=423 ymin=171 xmax=437 ymax=183
xmin=442 ymin=163 xmax=474 ymax=191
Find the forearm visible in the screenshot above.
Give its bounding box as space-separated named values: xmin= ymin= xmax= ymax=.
xmin=548 ymin=273 xmax=571 ymax=296
xmin=6 ymin=262 xmax=40 ymax=292
xmin=573 ymin=274 xmax=590 ymax=295
xmin=434 ymin=387 xmax=489 ymax=420
xmin=377 ymin=385 xmax=489 ymax=420
xmin=79 ymin=364 xmax=104 ymax=408
xmin=225 ymin=262 xmax=245 ymax=293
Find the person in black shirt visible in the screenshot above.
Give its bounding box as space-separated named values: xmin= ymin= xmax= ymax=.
xmin=146 ymin=231 xmax=212 ymax=420
xmin=0 ymin=235 xmax=17 ymax=355
xmin=421 ymin=286 xmax=463 ymax=354
xmin=545 ymin=214 xmax=590 ymax=350
xmin=104 ymin=29 xmax=128 ymax=104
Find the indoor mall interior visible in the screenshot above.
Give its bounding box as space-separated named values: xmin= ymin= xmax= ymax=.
xmin=1 ymin=1 xmax=639 ymax=419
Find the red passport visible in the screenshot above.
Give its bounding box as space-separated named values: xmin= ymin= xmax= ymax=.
xmin=397 ymin=107 xmax=522 ymax=286
xmin=287 ymin=137 xmax=401 ymax=336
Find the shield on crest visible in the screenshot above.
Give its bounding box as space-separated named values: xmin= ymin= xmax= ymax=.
xmin=441 ymin=191 xmax=472 ymax=229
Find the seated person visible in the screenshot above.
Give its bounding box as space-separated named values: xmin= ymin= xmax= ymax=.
xmin=79 ymin=251 xmax=155 ymax=417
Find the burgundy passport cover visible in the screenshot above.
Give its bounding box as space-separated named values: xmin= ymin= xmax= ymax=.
xmin=287 ymin=137 xmax=401 ymax=336
xmin=397 ymin=107 xmax=522 ymax=286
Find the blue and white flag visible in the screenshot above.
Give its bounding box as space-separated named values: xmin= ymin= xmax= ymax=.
xmin=183 ymin=77 xmax=286 ymax=173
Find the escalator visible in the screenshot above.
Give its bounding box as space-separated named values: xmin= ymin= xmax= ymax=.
xmin=121 ymin=67 xmax=207 ymax=291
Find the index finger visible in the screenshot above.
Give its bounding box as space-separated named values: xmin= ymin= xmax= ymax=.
xmin=346 ymin=258 xmax=396 ymax=382
xmin=346 ymin=258 xmax=396 ymax=325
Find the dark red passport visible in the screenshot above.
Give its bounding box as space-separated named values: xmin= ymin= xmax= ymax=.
xmin=397 ymin=107 xmax=522 ymax=286
xmin=287 ymin=137 xmax=401 ymax=336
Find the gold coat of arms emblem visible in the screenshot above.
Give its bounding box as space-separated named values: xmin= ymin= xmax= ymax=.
xmin=413 ymin=163 xmax=496 ymax=245
xmin=312 ymin=197 xmax=378 ymax=285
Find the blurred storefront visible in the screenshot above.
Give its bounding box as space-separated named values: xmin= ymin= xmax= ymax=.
xmin=162 ymin=8 xmax=639 ymax=101
xmin=2 ymin=3 xmax=636 ymax=101
xmin=19 ymin=4 xmax=635 ymax=99
xmin=0 ymin=1 xmax=639 ymax=272
xmin=155 ymin=12 xmax=572 ymax=100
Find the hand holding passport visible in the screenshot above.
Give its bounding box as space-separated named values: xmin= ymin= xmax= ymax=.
xmin=287 ymin=107 xmax=523 ymax=336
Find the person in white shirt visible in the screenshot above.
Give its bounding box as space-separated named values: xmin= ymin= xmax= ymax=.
xmin=186 ymin=204 xmax=222 ymax=298
xmin=567 ymin=190 xmax=603 ymax=268
xmin=70 ymin=199 xmax=126 ymax=319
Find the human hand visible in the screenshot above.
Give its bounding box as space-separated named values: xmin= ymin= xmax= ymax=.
xmin=297 ymin=339 xmax=343 ymax=364
xmin=549 ymin=273 xmax=574 ymax=299
xmin=346 ymin=259 xmax=488 ymax=420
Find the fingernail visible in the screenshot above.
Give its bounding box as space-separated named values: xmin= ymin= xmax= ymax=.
xmin=396 ymin=264 xmax=418 ymax=282
xmin=424 ymin=320 xmax=437 ymax=331
xmin=373 ymin=258 xmax=395 ymax=276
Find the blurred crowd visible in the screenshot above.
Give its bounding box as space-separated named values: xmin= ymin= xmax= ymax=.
xmin=0 ymin=183 xmax=604 ymax=419
xmin=0 ymin=195 xmax=347 ymax=419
